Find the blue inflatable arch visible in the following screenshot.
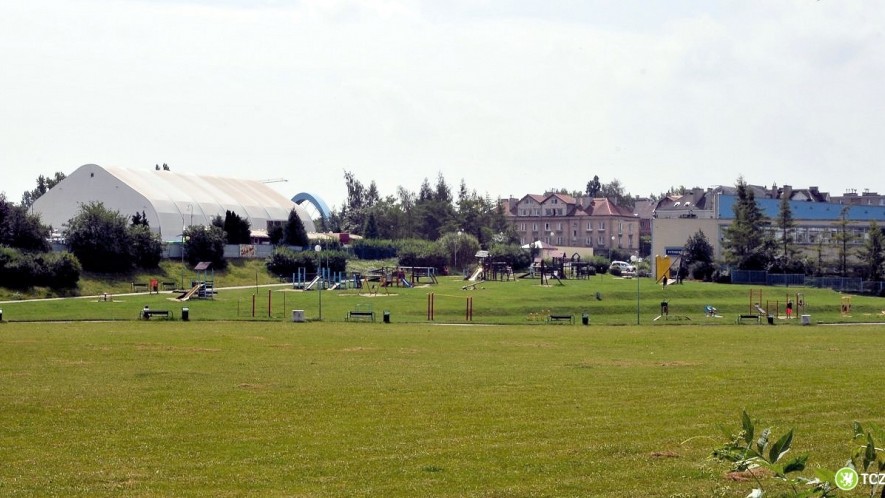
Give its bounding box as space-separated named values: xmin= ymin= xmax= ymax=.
xmin=292 ymin=192 xmax=332 ymax=222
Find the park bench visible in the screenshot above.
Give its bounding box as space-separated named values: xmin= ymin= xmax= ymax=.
xmin=132 ymin=282 xmax=149 ymax=292
xmin=141 ymin=309 xmax=173 ymax=320
xmin=346 ymin=311 xmax=375 ymax=322
xmin=737 ymin=314 xmax=761 ymax=324
xmin=161 ymin=281 xmax=177 ymax=291
xmin=547 ymin=314 xmax=575 ymax=325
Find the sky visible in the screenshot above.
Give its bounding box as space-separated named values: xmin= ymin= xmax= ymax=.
xmin=2 ymin=0 xmax=884 ymax=213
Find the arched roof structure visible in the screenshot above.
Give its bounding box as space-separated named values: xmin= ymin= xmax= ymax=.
xmin=32 ymin=164 xmax=316 ymax=241
xmin=292 ymin=192 xmax=331 ymax=222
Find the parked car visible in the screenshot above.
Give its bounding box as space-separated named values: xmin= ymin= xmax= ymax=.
xmin=609 ymin=260 xmax=636 ymax=275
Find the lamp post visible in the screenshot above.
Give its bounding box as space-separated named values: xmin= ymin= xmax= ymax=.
xmin=180 ymin=226 xmax=187 ymax=290
xmin=610 ymin=235 xmax=616 ymax=263
xmin=314 ymin=243 xmax=322 ymax=321
xmin=454 ymin=230 xmax=462 ymax=276
xmin=634 ymin=256 xmax=641 ymax=325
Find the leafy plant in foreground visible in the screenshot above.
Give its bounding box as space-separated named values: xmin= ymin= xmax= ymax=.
xmin=847 ymin=422 xmax=884 ymax=498
xmin=711 ymin=410 xmax=834 ymax=497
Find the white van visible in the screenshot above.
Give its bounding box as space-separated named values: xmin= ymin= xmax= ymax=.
xmin=609 ymin=261 xmax=636 ymax=274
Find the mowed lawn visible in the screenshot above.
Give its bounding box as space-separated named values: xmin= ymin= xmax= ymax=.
xmin=1 ymin=321 xmax=883 ymax=497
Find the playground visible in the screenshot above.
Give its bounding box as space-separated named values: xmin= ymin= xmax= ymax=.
xmin=3 ymin=263 xmax=885 ymax=326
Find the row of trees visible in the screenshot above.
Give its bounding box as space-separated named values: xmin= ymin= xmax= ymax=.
xmin=320 ymin=171 xmax=516 ymax=247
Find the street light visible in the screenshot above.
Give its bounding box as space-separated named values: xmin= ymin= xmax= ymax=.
xmin=314 ymin=243 xmax=322 ymax=321
xmin=611 ymin=235 xmax=616 ymax=263
xmin=454 ymin=230 xmax=462 ymax=276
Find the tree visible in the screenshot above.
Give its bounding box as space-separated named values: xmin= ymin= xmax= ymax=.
xmin=65 ymin=201 xmax=133 ymax=272
xmin=131 ymin=211 xmax=149 ymax=227
xmin=585 ymin=176 xmax=601 ymax=197
xmin=600 ymin=179 xmax=635 ymax=210
xmin=283 ymin=209 xmax=309 ymax=247
xmin=20 ymin=172 xmax=66 ymax=210
xmin=363 ymin=212 xmax=379 ymax=239
xmin=438 ymin=230 xmax=480 ymax=274
xmin=222 ymin=210 xmax=251 ymax=244
xmin=129 ymin=224 xmax=163 ymax=268
xmin=268 ymin=225 xmax=284 ymax=246
xmin=183 ymin=224 xmax=227 ymax=269
xmin=0 ymin=195 xmax=51 ymax=252
xmin=683 ymin=230 xmax=714 ymax=281
xmin=858 ymin=221 xmax=885 ymax=281
xmin=773 ymin=193 xmax=799 ymax=271
xmin=721 ymin=178 xmax=774 ymax=270
xmin=832 ymin=206 xmax=854 ymax=277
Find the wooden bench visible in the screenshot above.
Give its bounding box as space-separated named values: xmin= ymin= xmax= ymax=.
xmin=141 ymin=309 xmax=173 ymax=320
xmin=547 ymin=314 xmax=575 ymax=324
xmin=737 ymin=314 xmax=760 ymax=324
xmin=346 ymin=311 xmax=375 ymax=322
xmin=161 ymin=281 xmax=177 ymax=291
xmin=132 ymin=282 xmax=149 ymax=292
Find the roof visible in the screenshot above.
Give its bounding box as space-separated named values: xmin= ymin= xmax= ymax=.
xmin=32 ymin=164 xmax=316 ymax=241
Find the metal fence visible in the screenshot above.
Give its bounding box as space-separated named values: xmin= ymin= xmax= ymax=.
xmin=732 ymin=270 xmax=884 ymax=295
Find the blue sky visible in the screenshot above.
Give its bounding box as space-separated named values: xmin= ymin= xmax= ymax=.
xmin=2 ymin=0 xmax=883 ymax=211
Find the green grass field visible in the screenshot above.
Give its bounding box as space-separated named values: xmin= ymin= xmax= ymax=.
xmin=2 ymin=273 xmax=884 ymax=496
xmin=1 ymin=321 xmax=883 ymax=496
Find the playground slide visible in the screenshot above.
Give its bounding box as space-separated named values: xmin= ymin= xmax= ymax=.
xmin=754 ymin=304 xmax=768 ymax=316
xmin=401 ymin=278 xmax=413 ymax=288
xmin=304 ymin=276 xmax=321 ymax=291
xmin=329 ymin=282 xmax=341 ymax=290
xmin=469 ymin=268 xmax=483 ymax=281
xmin=177 ymin=284 xmax=201 ymax=301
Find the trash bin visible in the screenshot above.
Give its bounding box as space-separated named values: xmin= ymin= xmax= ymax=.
xmin=767 ymin=316 xmax=774 ymax=325
xmin=142 ymin=305 xmax=150 ymax=320
xmin=0 ymin=309 xmax=3 ymax=321
xmin=581 ymin=312 xmax=589 ymax=326
xmin=292 ymin=309 xmax=305 ymax=323
xmin=801 ymin=314 xmax=811 ymax=326
xmin=383 ymin=310 xmax=390 ymax=323
xmin=182 ymin=307 xmax=189 ymax=321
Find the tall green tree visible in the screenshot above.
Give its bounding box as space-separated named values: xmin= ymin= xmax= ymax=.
xmin=683 ymin=230 xmax=714 ymax=281
xmin=832 ymin=206 xmax=854 ymax=277
xmin=222 ymin=210 xmax=251 ymax=244
xmin=721 ymin=178 xmax=773 ymax=271
xmin=283 ymin=209 xmax=309 ymax=247
xmin=129 ymin=224 xmax=163 ymax=268
xmin=183 ymin=224 xmax=227 ymax=269
xmin=65 ymin=202 xmax=133 ymax=272
xmin=363 ymin=212 xmax=379 ymax=239
xmin=858 ymin=221 xmax=885 ymax=281
xmin=585 ymin=175 xmax=601 ymax=197
xmin=774 ymin=193 xmax=799 ymax=270
xmin=20 ymin=172 xmax=66 ymax=210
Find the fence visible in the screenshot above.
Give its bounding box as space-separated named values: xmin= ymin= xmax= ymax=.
xmin=732 ymin=270 xmax=884 ymax=295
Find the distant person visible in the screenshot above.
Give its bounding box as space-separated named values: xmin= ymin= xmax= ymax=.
xmin=786 ymin=300 xmax=793 ymax=319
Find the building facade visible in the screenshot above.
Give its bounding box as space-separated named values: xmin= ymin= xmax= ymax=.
xmin=503 ymin=193 xmax=640 ymax=257
xmin=651 ymin=184 xmax=885 ymax=274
